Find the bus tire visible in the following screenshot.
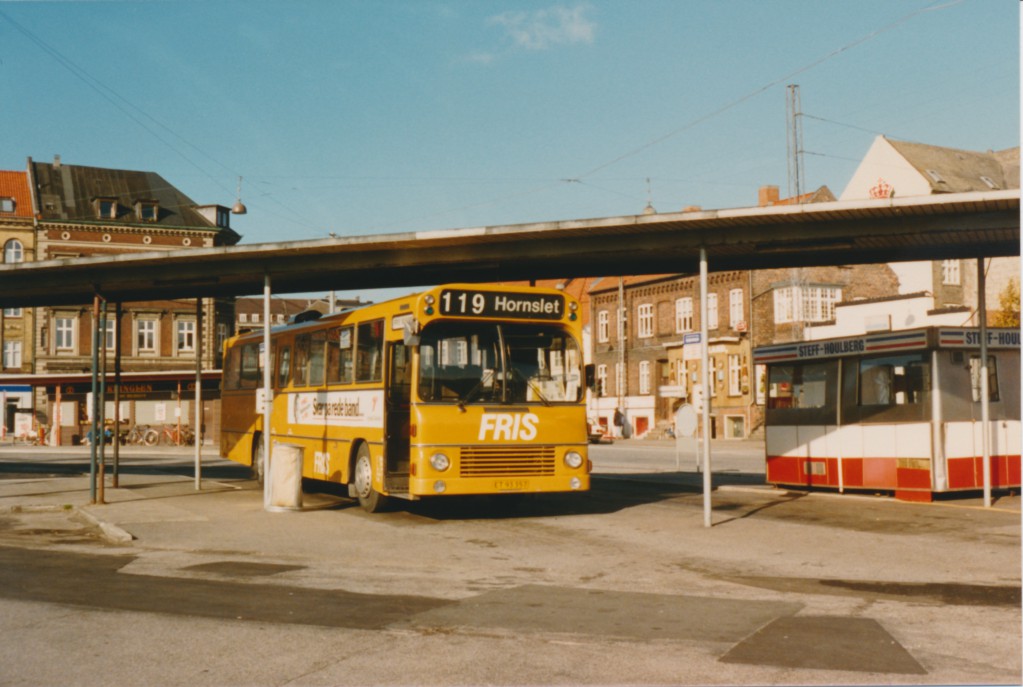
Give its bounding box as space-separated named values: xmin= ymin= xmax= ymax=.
xmin=353 ymin=442 xmax=387 ymax=513
xmin=252 ymin=435 xmax=265 ymax=486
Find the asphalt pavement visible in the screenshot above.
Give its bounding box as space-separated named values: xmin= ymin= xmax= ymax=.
xmin=0 ymin=440 xmax=1019 ymax=686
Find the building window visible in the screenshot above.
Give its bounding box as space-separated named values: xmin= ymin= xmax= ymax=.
xmin=597 ymin=310 xmax=609 ymax=343
xmin=94 ymin=198 xmax=118 ymax=219
xmin=55 ymin=316 xmax=75 ymax=351
xmin=773 ymin=285 xmax=841 ymax=324
xmin=942 ymin=260 xmax=961 ymax=285
xmin=3 ymin=239 xmax=23 ymax=264
xmin=728 ymin=354 xmax=742 ymax=396
xmin=675 ymin=297 xmax=693 ymax=333
xmin=137 ymin=319 xmax=158 ymax=354
xmin=707 ymin=293 xmax=718 ymax=330
xmin=637 ymin=304 xmax=654 ymax=338
xmin=3 ymin=341 xmax=21 ymax=368
xmin=729 ymin=289 xmax=744 ymax=329
xmin=239 ymin=313 xmax=248 ymax=324
xmin=709 ymin=357 xmax=718 ymax=397
xmin=639 ymin=361 xmax=651 ymax=394
xmin=596 ymin=364 xmax=608 ymax=397
xmin=136 ymin=200 xmax=159 ymax=222
xmin=0 ymin=198 xmax=14 ymax=213
xmin=102 ymin=318 xmax=116 ymax=351
xmin=177 ymin=319 xmax=196 ymax=353
xmin=3 ymin=307 xmax=22 ymax=318
xmin=216 ymin=323 xmax=229 ymax=349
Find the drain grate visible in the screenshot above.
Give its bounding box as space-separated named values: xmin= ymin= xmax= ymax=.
xmin=183 ymin=561 xmax=305 ymax=578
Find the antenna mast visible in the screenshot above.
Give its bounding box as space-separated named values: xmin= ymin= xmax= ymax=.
xmin=786 ymin=84 xmax=804 ymax=201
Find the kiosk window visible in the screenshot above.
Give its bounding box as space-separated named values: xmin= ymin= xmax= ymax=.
xmin=767 ymin=362 xmax=833 ymax=409
xmin=858 ymin=354 xmax=929 ymax=406
xmin=969 ymin=355 xmax=999 ymax=403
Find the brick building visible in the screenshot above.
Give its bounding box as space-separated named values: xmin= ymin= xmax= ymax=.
xmin=23 ymin=156 xmax=241 ymax=443
xmin=840 ymin=136 xmax=1020 ymax=318
xmin=0 ymin=171 xmax=36 ymax=435
xmin=588 ymin=182 xmax=903 ymax=440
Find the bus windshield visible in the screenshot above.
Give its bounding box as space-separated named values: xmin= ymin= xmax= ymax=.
xmin=417 ymin=321 xmax=582 ymax=404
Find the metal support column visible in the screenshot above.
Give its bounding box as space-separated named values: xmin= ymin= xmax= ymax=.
xmin=97 ymin=299 xmax=107 ymax=504
xmin=978 ymin=258 xmax=992 ymax=507
xmin=700 ymin=248 xmax=712 ymax=528
xmin=263 ymin=273 xmax=273 ymax=510
xmin=112 ymin=302 xmax=121 ymax=487
xmin=194 ymin=298 xmax=203 ymax=490
xmin=89 ymin=294 xmax=100 ymax=504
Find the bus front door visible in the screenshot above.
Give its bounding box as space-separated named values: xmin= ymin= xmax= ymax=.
xmin=385 ymin=342 xmax=412 ymax=491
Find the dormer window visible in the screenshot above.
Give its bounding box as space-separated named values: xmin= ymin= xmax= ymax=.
xmin=135 ymin=200 xmax=159 ymax=222
xmin=0 ymin=198 xmax=14 ymax=214
xmin=216 ymin=207 xmax=230 ymax=228
xmin=94 ymin=197 xmax=118 ymax=219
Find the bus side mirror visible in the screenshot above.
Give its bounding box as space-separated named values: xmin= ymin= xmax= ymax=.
xmin=402 ymin=318 xmax=420 ymax=347
xmin=585 ymin=364 xmax=596 ymax=389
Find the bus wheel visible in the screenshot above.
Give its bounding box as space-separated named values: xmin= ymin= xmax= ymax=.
xmin=252 ymin=437 xmax=265 ymax=486
xmin=353 ymin=443 xmax=387 ymax=513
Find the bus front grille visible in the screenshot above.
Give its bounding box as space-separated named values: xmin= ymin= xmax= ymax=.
xmin=460 ymin=446 xmax=557 ymax=477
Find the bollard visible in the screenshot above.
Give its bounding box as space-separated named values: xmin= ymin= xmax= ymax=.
xmin=268 ymin=442 xmax=304 ymax=512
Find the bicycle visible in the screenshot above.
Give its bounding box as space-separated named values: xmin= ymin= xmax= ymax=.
xmin=125 ymin=424 xmax=153 ymax=446
xmin=157 ymin=424 xmax=195 ymax=446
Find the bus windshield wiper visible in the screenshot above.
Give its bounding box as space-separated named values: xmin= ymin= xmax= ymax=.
xmin=508 ymin=366 xmax=552 ymax=407
xmin=456 ymin=369 xmax=494 ymax=412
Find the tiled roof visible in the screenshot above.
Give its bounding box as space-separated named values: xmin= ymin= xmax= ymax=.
xmin=29 ymin=158 xmax=225 ymax=230
xmin=0 ymin=171 xmax=34 ymax=218
xmin=587 ymin=274 xmax=681 ymax=294
xmin=887 ymin=138 xmax=1020 ymax=193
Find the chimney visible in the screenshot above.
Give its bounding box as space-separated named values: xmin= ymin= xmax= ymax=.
xmin=758 ymin=185 xmax=779 ymax=207
xmin=53 ymin=155 xmax=61 ymax=168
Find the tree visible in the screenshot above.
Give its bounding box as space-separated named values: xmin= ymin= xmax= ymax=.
xmin=991 ymin=277 xmax=1020 ymax=328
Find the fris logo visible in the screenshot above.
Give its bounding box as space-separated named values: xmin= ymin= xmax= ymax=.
xmin=478 ymin=413 xmax=539 ymax=441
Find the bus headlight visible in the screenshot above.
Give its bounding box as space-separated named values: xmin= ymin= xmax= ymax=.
xmin=564 ymin=451 xmax=584 ymax=469
xmin=430 ymin=452 xmax=451 ymax=472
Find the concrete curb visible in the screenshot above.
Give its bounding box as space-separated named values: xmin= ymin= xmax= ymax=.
xmin=77 ymin=507 xmax=135 ymax=544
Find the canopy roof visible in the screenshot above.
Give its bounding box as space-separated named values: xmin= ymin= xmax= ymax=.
xmin=0 ymin=190 xmax=1017 ymax=308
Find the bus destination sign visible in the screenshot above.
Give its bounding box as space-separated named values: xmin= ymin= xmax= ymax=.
xmin=439 ymin=289 xmax=565 ymax=320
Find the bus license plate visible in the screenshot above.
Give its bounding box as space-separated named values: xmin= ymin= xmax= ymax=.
xmin=494 ymin=479 xmax=529 ymax=491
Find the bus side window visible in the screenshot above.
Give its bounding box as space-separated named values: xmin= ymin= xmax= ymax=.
xmin=294 ymin=334 xmax=310 ymax=387
xmin=224 ymin=347 xmax=242 ymax=390
xmin=240 ymin=343 xmax=261 ymax=389
xmin=277 ymin=346 xmax=291 ymax=388
xmin=357 ymin=320 xmax=384 ymax=383
xmin=327 ymin=326 xmax=353 ymax=384
xmin=308 ymin=330 xmax=326 ymax=386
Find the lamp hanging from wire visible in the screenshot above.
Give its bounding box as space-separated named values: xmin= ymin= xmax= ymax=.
xmin=232 ymin=176 xmax=247 ymax=215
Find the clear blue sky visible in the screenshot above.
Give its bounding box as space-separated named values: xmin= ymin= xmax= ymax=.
xmin=1 ymin=1 xmax=1018 ymax=250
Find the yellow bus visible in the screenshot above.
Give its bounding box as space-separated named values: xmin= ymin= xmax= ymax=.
xmin=220 ymin=283 xmax=592 ymax=511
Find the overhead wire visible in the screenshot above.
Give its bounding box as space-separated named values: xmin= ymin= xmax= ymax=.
xmin=569 ymin=0 xmax=965 ymax=182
